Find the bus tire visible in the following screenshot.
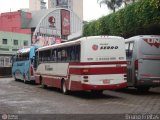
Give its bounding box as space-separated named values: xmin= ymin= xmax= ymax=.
xmin=61 ymin=80 xmax=68 ymax=95
xmin=39 ymin=76 xmax=42 ymax=85
xmin=41 ymin=77 xmax=47 ymax=88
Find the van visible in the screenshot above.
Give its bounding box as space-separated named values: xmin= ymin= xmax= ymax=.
xmin=125 ymin=35 xmax=160 ymax=91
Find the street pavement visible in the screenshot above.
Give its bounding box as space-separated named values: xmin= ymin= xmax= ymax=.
xmin=0 ymin=78 xmax=159 ymax=120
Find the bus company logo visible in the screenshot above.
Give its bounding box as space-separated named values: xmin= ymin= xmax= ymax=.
xmin=92 ymin=44 xmax=98 ymax=51
xmin=48 ymin=16 xmax=55 ymax=27
xmin=100 ymin=46 xmax=119 ymax=50
xmin=144 ymin=38 xmax=160 ymax=48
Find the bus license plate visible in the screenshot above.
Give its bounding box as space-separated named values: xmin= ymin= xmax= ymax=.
xmin=103 ymin=80 xmax=110 ymax=84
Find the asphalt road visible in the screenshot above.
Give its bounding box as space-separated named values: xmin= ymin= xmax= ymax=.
xmin=0 ymin=78 xmax=159 ymax=120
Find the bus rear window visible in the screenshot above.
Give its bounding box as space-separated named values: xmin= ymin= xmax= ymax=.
xmin=125 ymin=42 xmax=134 ymax=58
xmin=16 ymin=53 xmax=29 ymax=61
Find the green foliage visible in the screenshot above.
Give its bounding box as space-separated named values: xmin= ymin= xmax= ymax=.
xmin=83 ymin=0 xmax=160 ymax=38
xmin=98 ymin=0 xmax=123 ymax=12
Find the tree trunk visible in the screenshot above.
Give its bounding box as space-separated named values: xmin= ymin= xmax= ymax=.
xmin=124 ymin=1 xmax=127 ymax=6
xmin=113 ymin=8 xmax=116 ymax=12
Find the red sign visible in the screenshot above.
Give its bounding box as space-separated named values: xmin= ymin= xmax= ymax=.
xmin=55 ymin=37 xmax=61 ymax=44
xmin=92 ymin=44 xmax=98 ymax=51
xmin=48 ymin=16 xmax=55 ymax=27
xmin=61 ymin=9 xmax=70 ymax=35
xmin=144 ymin=38 xmax=160 ymax=48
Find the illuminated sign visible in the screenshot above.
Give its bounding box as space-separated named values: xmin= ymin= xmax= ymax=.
xmin=61 ymin=9 xmax=70 ymax=35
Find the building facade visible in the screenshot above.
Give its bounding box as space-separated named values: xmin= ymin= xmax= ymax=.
xmin=0 ymin=31 xmax=31 ymax=66
xmin=48 ymin=0 xmax=83 ymax=20
xmin=29 ymin=0 xmax=47 ymax=11
xmin=0 ymin=11 xmax=31 ymax=34
xmin=0 ymin=8 xmax=82 ymax=76
xmin=29 ymin=8 xmax=83 ymax=46
xmin=0 ymin=11 xmax=32 ymax=76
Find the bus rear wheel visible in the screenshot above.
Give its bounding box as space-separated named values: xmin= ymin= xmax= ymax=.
xmin=61 ymin=80 xmax=68 ymax=95
xmin=41 ymin=77 xmax=47 ymax=88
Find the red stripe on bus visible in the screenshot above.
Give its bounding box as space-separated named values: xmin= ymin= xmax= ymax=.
xmin=69 ymin=67 xmax=127 ymax=75
xmin=35 ymin=75 xmax=127 ymax=91
xmin=82 ymin=82 xmax=127 ymax=90
xmin=70 ymin=81 xmax=83 ymax=91
xmin=69 ymin=81 xmax=127 ymax=91
xmin=69 ymin=61 xmax=127 ymax=66
xmin=42 ymin=76 xmax=61 ymax=88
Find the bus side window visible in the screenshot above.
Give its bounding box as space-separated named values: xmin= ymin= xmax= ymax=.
xmin=39 ymin=51 xmax=41 ymax=63
xmin=128 ymin=42 xmax=134 ymax=58
xmin=57 ymin=49 xmax=62 ymax=62
xmin=125 ymin=43 xmax=129 ymax=58
xmin=51 ymin=49 xmax=57 ymax=62
xmin=75 ymin=45 xmax=80 ymax=61
xmin=44 ymin=50 xmax=51 ymax=62
xmin=67 ymin=47 xmax=72 ymax=61
xmin=66 ymin=45 xmax=80 ymax=62
xmin=61 ymin=49 xmax=67 ymax=62
xmin=71 ymin=46 xmax=75 ymax=61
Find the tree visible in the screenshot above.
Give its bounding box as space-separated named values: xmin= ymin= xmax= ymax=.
xmin=123 ymin=0 xmax=137 ymax=6
xmin=98 ymin=0 xmax=123 ymax=12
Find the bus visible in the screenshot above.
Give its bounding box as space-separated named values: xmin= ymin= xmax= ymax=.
xmin=125 ymin=35 xmax=160 ymax=91
xmin=35 ymin=36 xmax=127 ymax=94
xmin=12 ymin=46 xmax=38 ymax=83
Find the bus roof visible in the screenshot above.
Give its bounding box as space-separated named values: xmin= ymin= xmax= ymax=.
xmin=125 ymin=35 xmax=160 ymax=42
xmin=37 ymin=36 xmax=124 ymax=52
xmin=17 ymin=48 xmax=31 ymax=54
xmin=16 ymin=46 xmax=38 ymax=54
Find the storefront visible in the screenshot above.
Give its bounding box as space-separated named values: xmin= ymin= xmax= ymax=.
xmin=28 ymin=8 xmax=83 ymax=46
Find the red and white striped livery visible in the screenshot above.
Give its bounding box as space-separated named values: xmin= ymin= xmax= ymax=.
xmin=35 ymin=36 xmax=127 ymax=94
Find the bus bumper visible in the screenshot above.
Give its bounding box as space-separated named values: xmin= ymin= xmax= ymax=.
xmin=82 ymin=82 xmax=127 ymax=90
xmin=136 ymin=79 xmax=160 ymax=87
xmin=35 ymin=75 xmax=41 ymax=84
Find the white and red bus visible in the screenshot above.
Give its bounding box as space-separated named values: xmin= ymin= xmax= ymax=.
xmin=35 ymin=36 xmax=127 ymax=94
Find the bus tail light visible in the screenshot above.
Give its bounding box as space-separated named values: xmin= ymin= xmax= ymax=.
xmin=134 ymin=60 xmax=138 ymax=77
xmin=135 ymin=60 xmax=138 ymax=70
xmin=30 ymin=67 xmax=34 ymax=76
xmin=83 ymin=76 xmax=88 ymax=79
xmin=124 ymin=74 xmax=127 ymax=81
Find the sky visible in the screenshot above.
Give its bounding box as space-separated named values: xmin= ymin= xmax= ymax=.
xmin=0 ymin=0 xmax=111 ymax=21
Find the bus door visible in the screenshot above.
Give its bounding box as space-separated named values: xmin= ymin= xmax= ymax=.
xmin=126 ymin=42 xmax=135 ymax=86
